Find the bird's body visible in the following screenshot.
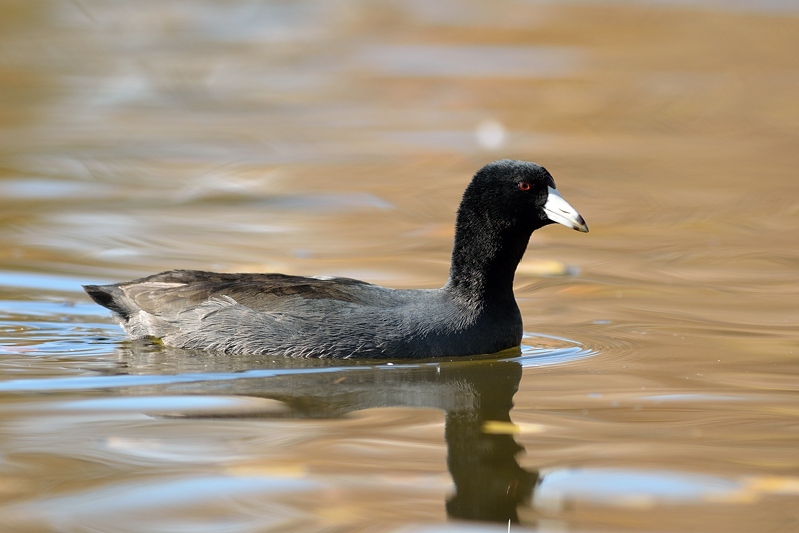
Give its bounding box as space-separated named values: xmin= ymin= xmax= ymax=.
xmin=86 ymin=270 xmax=519 ymax=358
xmin=84 ymin=160 xmax=588 ymax=359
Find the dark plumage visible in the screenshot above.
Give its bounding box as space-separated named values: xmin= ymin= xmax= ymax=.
xmin=84 ymin=160 xmax=588 ymax=359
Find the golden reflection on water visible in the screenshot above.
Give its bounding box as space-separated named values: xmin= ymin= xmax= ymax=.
xmin=1 ymin=0 xmax=799 ymax=531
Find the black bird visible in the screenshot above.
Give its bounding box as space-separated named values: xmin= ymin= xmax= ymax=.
xmin=84 ymin=160 xmax=588 ymax=359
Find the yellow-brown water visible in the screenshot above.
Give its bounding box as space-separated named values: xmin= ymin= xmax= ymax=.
xmin=1 ymin=1 xmax=798 ymax=531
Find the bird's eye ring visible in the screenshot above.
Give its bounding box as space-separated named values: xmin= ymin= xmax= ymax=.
xmin=518 ymin=181 xmax=531 ymax=191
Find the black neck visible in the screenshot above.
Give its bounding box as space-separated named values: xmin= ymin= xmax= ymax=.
xmin=444 ymin=205 xmax=534 ymax=304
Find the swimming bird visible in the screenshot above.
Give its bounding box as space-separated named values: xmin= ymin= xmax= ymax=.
xmin=84 ymin=160 xmax=588 ymax=359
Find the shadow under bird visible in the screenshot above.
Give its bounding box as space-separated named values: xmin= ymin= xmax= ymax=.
xmin=84 ymin=159 xmax=588 ymax=359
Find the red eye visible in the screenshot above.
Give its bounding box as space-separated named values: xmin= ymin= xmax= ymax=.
xmin=518 ymin=181 xmax=531 ymax=191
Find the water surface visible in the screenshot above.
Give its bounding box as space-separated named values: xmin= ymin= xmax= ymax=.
xmin=1 ymin=1 xmax=798 ymax=531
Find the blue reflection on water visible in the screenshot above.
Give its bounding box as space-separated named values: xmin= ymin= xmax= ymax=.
xmin=537 ymin=467 xmax=740 ymax=506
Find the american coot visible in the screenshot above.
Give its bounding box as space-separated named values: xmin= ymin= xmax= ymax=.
xmin=84 ymin=160 xmax=588 ymax=359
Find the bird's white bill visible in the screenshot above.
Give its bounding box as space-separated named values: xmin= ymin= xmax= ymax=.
xmin=543 ymin=186 xmax=589 ymax=232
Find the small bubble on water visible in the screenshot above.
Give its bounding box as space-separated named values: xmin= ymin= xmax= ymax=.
xmin=475 ymin=119 xmax=506 ymax=150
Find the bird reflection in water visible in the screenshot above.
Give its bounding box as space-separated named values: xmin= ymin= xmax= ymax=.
xmin=115 ymin=344 xmax=541 ymax=525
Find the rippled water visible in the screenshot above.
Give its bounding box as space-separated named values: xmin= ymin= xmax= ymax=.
xmin=1 ymin=1 xmax=798 ymax=532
